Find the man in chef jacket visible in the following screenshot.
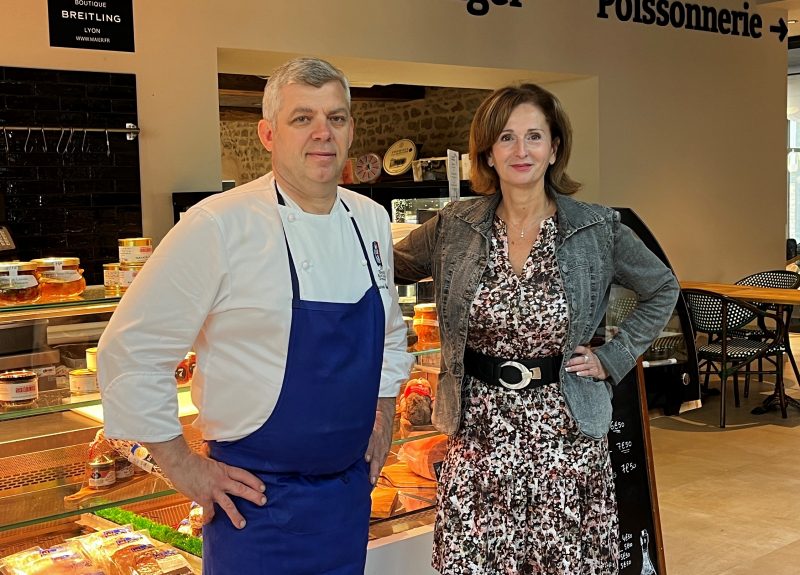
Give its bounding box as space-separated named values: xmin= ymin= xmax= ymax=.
xmin=98 ymin=57 xmax=414 ymax=574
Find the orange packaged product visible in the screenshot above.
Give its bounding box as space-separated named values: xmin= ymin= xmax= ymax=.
xmin=31 ymin=257 xmax=86 ymax=299
xmin=412 ymin=303 xmax=439 ymax=348
xmin=397 ymin=434 xmax=448 ymax=481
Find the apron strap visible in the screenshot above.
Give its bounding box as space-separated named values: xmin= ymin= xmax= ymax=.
xmin=275 ymin=185 xmax=379 ymax=301
xmin=340 ymin=199 xmax=379 ymax=287
xmin=275 ymin=189 xmax=301 ymax=299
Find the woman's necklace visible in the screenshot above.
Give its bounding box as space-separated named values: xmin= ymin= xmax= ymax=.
xmin=505 ymin=219 xmax=537 ymax=239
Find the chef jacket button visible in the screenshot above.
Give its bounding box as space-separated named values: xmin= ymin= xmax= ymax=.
xmin=361 ymin=259 xmax=368 ymax=266
xmin=302 ymin=261 xmax=310 ymax=270
xmin=287 ymin=213 xmax=296 ymax=223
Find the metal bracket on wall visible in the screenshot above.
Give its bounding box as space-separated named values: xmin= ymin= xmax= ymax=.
xmin=0 ymin=124 xmax=140 ymax=139
xmin=0 ymin=124 xmax=140 ymax=155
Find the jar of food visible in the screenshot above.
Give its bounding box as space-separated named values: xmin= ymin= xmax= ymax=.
xmin=69 ymin=368 xmax=98 ymax=395
xmin=0 ymin=370 xmax=38 ymax=406
xmin=87 ymin=454 xmax=116 ymax=489
xmin=118 ymin=237 xmax=153 ymax=265
xmin=85 ymin=347 xmax=98 ymax=371
xmin=0 ymin=262 xmax=40 ymax=305
xmin=413 ymin=303 xmax=440 ymax=346
xmin=31 ymin=257 xmax=86 ymax=299
xmin=118 ymin=263 xmax=144 ymax=293
xmin=103 ymin=263 xmax=120 ymax=297
xmin=114 ymin=455 xmax=134 ymax=481
xmin=175 ymin=351 xmax=198 ymax=385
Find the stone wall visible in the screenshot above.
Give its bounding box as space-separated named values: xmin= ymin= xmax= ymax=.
xmin=219 ymin=87 xmax=490 ymax=185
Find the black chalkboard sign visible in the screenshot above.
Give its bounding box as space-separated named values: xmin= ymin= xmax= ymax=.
xmin=609 ymin=361 xmax=666 ymax=574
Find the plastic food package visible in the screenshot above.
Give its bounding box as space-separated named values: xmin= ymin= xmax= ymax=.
xmin=396 ymin=434 xmax=448 ymax=481
xmin=0 ymin=541 xmax=107 ymax=574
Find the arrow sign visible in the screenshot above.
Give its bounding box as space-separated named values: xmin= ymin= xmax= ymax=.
xmin=770 ymin=17 xmax=788 ymax=42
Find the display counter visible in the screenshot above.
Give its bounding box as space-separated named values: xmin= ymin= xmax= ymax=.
xmin=0 ymin=288 xmax=444 ymax=573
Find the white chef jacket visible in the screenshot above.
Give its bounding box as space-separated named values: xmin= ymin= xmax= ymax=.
xmin=97 ymin=173 xmax=414 ymax=443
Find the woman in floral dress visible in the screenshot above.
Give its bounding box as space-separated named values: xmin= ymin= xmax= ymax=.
xmin=394 ymin=84 xmax=678 ymax=574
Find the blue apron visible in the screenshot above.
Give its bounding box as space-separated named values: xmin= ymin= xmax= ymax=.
xmin=204 ymin=191 xmax=385 ymax=574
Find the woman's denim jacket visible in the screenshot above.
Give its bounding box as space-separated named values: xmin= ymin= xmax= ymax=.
xmin=393 ymin=192 xmax=680 ymax=439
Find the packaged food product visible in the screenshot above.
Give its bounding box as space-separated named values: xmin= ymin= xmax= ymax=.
xmin=70 ymin=368 xmax=98 ymax=395
xmin=174 ymin=352 xmax=197 ymax=385
xmin=86 ymin=347 xmax=98 ymax=371
xmin=78 ymin=524 xmax=134 ymax=560
xmin=118 ymin=263 xmax=144 ymax=293
xmin=412 ymin=303 xmax=439 ymax=346
xmin=0 ymin=369 xmax=38 ymax=406
xmin=0 ymin=261 xmax=40 ymax=305
xmin=413 ymin=303 xmax=441 ymax=367
xmin=118 ymin=237 xmax=153 ymax=265
xmin=86 ymin=454 xmax=116 ymax=489
xmin=115 ymin=454 xmax=134 ymax=481
xmin=103 ymin=263 xmax=120 ymax=296
xmin=397 ymin=434 xmax=448 ymax=481
xmin=31 ymin=257 xmax=86 ymax=299
xmin=0 ymin=541 xmax=107 ymax=575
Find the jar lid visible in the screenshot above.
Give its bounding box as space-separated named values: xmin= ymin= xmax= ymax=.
xmin=103 ymin=262 xmax=121 ymax=270
xmin=31 ymin=257 xmax=80 ymax=267
xmin=414 ymin=303 xmax=437 ymax=312
xmin=88 ymin=454 xmax=115 ymax=467
xmin=119 ymin=263 xmax=145 ymax=270
xmin=0 ymin=261 xmax=37 ymax=272
xmin=0 ymin=369 xmax=37 ymax=382
xmin=69 ymin=368 xmax=96 ymax=377
xmin=118 ymin=237 xmax=152 ymax=247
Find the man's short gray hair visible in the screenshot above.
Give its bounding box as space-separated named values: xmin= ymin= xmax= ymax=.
xmin=262 ymin=57 xmax=351 ymax=123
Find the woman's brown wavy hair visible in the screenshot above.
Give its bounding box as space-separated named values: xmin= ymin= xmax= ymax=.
xmin=469 ymin=83 xmax=581 ymax=197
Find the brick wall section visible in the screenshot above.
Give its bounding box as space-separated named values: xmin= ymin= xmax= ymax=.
xmin=220 ymin=87 xmax=491 ymax=185
xmin=0 ymin=67 xmax=141 ymax=285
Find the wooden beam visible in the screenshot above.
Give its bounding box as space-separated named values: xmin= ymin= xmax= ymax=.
xmin=217 ymin=74 xmax=425 ymax=106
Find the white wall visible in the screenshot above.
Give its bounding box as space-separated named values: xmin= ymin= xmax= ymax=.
xmin=0 ymin=0 xmax=788 ymax=282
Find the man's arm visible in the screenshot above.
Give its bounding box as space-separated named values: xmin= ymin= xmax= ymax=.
xmin=144 ymin=436 xmax=266 ymax=528
xmin=364 ymin=397 xmax=396 ymax=485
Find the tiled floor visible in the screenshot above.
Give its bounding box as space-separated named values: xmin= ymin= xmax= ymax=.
xmin=651 ymin=334 xmax=800 ymax=575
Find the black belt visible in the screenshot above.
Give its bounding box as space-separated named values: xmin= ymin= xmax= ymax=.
xmin=463 ymin=348 xmax=562 ymax=390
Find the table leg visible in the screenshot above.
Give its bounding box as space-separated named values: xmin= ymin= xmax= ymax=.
xmin=751 ymin=306 xmax=800 ymax=416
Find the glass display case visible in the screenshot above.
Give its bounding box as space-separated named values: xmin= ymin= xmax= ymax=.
xmin=0 ymin=287 xmax=445 ymax=572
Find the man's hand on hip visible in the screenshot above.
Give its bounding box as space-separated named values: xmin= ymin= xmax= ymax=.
xmin=364 ymin=397 xmax=395 ymax=485
xmin=144 ymin=436 xmax=266 ymax=529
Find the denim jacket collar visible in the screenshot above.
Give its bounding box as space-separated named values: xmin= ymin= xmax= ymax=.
xmin=454 ymin=190 xmax=605 ymax=240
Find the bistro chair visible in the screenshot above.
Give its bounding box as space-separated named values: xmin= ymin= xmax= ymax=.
xmin=731 ymin=270 xmax=800 ymax=401
xmin=683 ymin=288 xmax=783 ymax=427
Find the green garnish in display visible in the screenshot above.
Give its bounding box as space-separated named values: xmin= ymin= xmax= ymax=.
xmin=95 ymin=507 xmax=203 ymax=557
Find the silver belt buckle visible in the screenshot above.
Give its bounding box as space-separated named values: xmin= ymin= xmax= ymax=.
xmin=498 ymin=360 xmax=541 ymax=390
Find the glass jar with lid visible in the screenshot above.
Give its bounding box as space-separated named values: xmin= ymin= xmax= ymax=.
xmin=118 ymin=237 xmax=153 ymax=265
xmin=0 ymin=370 xmax=38 ymax=407
xmin=31 ymin=257 xmax=86 ymax=300
xmin=0 ymin=261 xmax=40 ymax=305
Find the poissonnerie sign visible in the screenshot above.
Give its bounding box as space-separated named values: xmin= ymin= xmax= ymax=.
xmin=597 ymin=0 xmax=788 ymax=41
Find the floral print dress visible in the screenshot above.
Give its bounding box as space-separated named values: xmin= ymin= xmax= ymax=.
xmin=432 ymin=215 xmax=619 ymax=575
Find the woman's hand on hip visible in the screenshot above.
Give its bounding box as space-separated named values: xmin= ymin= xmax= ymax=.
xmin=144 ymin=436 xmax=266 ymax=529
xmin=565 ymin=344 xmax=609 ymax=381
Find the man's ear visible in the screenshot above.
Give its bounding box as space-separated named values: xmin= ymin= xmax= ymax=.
xmin=257 ymin=119 xmax=274 ymax=152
